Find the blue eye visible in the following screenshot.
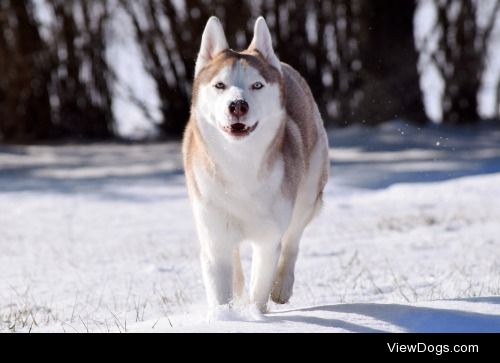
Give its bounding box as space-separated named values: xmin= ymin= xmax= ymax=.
xmin=214 ymin=82 xmax=226 ymax=90
xmin=252 ymin=82 xmax=264 ymax=90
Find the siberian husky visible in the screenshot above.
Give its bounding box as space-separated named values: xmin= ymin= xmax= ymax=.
xmin=183 ymin=16 xmax=329 ymax=319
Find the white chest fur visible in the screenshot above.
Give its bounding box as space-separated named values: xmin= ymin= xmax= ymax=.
xmin=193 ymin=140 xmax=293 ymax=240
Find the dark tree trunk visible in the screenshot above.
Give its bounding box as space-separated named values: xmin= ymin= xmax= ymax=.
xmin=331 ymin=0 xmax=363 ymax=126
xmin=49 ymin=0 xmax=113 ymax=140
xmin=429 ymin=0 xmax=500 ymax=124
xmin=356 ymin=0 xmax=426 ymax=125
xmin=0 ymin=0 xmax=53 ymax=143
xmin=436 ymin=0 xmax=480 ymax=124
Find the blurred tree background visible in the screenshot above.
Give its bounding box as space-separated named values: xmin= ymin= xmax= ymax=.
xmin=0 ymin=0 xmax=499 ymax=143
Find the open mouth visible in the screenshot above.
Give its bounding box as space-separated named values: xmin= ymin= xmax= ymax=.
xmin=221 ymin=122 xmax=259 ymax=138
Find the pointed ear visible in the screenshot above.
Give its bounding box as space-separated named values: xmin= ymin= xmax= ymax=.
xmin=248 ymin=17 xmax=281 ymax=73
xmin=195 ymin=17 xmax=228 ymax=77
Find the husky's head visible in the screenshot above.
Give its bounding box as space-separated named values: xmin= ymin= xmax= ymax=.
xmin=193 ymin=17 xmax=284 ymax=141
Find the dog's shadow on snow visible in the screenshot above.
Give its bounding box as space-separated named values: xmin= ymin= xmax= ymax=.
xmin=268 ymin=297 xmax=500 ymax=333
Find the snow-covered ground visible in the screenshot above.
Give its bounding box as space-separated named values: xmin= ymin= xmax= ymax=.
xmin=1 ymin=122 xmax=500 ymax=333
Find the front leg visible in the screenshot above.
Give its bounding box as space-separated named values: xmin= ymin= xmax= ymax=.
xmin=250 ymin=242 xmax=281 ymax=313
xmin=193 ymin=201 xmax=242 ymax=318
xmin=200 ymin=243 xmax=234 ymax=309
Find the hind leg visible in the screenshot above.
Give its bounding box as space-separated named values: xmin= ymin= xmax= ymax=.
xmin=271 ymin=229 xmax=303 ymax=304
xmin=272 ymin=194 xmax=323 ymax=304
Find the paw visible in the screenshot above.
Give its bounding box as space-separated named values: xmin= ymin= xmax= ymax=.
xmin=207 ymin=304 xmax=267 ymax=323
xmin=246 ymin=304 xmax=266 ymax=321
xmin=271 ymin=272 xmax=294 ymax=304
xmin=207 ymin=305 xmax=237 ymax=323
xmin=252 ymin=301 xmax=269 ymax=315
xmin=207 ymin=304 xmax=250 ymax=323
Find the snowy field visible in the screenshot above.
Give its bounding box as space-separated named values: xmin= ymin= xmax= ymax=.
xmin=1 ymin=122 xmax=500 ymax=333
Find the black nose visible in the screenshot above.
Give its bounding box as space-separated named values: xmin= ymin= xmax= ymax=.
xmin=229 ymin=100 xmax=249 ymax=118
